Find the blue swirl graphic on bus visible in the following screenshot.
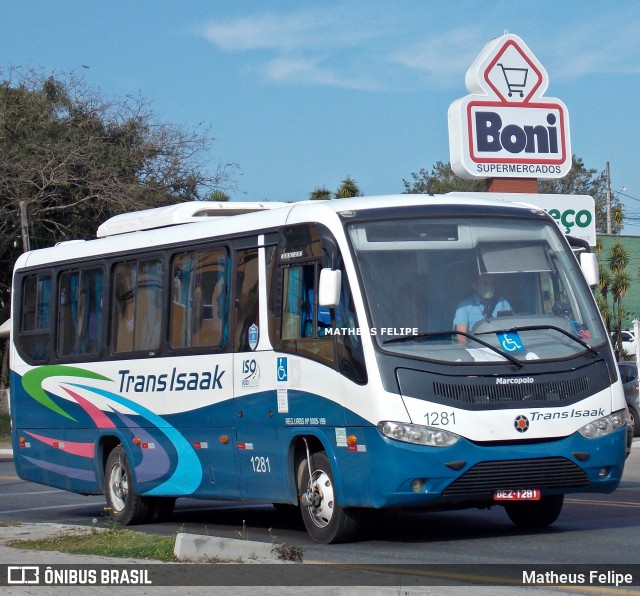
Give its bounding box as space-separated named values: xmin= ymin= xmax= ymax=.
xmin=70 ymin=383 xmax=202 ymax=495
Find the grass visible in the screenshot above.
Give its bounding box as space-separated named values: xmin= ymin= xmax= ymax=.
xmin=8 ymin=526 xmax=177 ymax=562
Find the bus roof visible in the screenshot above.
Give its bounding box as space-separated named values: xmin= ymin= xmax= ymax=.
xmin=14 ymin=193 xmax=545 ymax=270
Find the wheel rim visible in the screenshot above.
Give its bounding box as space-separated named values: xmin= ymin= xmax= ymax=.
xmin=108 ymin=460 xmax=128 ymax=512
xmin=307 ymin=469 xmax=334 ymax=528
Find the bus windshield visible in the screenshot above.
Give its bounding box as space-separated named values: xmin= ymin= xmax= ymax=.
xmin=347 ymin=216 xmax=606 ymax=363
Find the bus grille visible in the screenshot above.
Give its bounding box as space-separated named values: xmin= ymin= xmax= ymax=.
xmin=442 ymin=457 xmax=589 ymax=498
xmin=433 ymin=377 xmax=589 ymax=406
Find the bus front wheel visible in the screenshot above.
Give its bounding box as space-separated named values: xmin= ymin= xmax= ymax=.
xmin=504 ymin=494 xmax=564 ymax=528
xmin=296 ymin=450 xmax=360 ymax=543
xmin=105 ymin=446 xmax=149 ymax=525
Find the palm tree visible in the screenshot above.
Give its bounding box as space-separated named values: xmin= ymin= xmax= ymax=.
xmin=309 ymin=187 xmax=332 ymax=201
xmin=335 ymin=176 xmax=361 ymax=199
xmin=608 ymin=242 xmax=631 ymax=357
xmin=205 ymin=190 xmax=231 ymax=202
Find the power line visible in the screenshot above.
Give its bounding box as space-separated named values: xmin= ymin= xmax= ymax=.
xmin=617 ymin=190 xmax=640 ymax=203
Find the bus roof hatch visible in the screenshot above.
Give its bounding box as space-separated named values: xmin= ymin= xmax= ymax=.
xmin=96 ymin=201 xmax=288 ymax=238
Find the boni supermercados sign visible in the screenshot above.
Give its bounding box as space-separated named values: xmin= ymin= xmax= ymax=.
xmin=449 ymin=33 xmax=571 ymax=180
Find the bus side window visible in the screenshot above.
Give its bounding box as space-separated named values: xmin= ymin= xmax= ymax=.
xmin=281 ymin=265 xmax=315 ymax=340
xmin=58 ymin=270 xmax=79 ymax=356
xmin=58 ymin=268 xmax=103 ymax=357
xmin=19 ymin=273 xmax=52 ymax=362
xmin=170 ymin=248 xmax=228 ymax=350
xmin=111 ymin=259 xmax=163 ymax=354
xmin=112 ymin=263 xmax=136 ymax=353
xmin=234 ymin=247 xmax=260 ymax=351
xmin=134 ymin=260 xmax=163 ymax=351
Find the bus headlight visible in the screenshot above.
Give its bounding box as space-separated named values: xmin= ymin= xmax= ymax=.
xmin=377 ymin=421 xmax=460 ymax=447
xmin=578 ymin=409 xmax=627 ymax=439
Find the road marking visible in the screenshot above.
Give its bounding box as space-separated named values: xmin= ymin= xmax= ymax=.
xmin=1 ymin=502 xmax=103 ymax=514
xmin=566 ymin=498 xmax=640 ymax=508
xmin=1 ymin=489 xmax=64 ymax=496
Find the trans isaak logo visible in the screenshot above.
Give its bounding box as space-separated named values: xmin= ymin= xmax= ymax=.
xmin=514 ymin=414 xmax=530 ymax=433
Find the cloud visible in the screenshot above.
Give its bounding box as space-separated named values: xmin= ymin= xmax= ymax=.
xmin=541 ymin=13 xmax=640 ymax=80
xmin=199 ymin=9 xmax=381 ymax=53
xmin=199 ymin=12 xmax=333 ymax=52
xmin=391 ymin=27 xmax=491 ymax=89
xmin=196 ymin=5 xmax=640 ymax=91
xmin=197 ymin=9 xmax=393 ymax=89
xmin=263 ymin=56 xmax=378 ymax=90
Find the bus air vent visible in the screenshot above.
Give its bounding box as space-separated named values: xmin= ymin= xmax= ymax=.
xmin=442 ymin=457 xmax=589 ymax=498
xmin=433 ymin=377 xmax=589 ymax=406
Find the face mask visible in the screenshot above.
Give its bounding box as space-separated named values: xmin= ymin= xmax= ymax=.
xmin=476 ymin=279 xmax=495 ymax=300
xmin=478 ymin=286 xmax=494 ymax=300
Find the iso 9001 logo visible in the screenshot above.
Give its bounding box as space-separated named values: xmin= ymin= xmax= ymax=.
xmin=514 ymin=414 xmax=530 ymax=433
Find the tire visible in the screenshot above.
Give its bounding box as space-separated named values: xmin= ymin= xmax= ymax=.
xmin=296 ymin=450 xmax=361 ymax=543
xmin=505 ymin=494 xmax=564 ymax=529
xmin=104 ymin=446 xmax=150 ymax=525
xmin=630 ymin=407 xmax=640 ymax=438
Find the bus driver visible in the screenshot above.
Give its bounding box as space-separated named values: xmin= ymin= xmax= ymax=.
xmin=453 ymin=274 xmax=512 ymax=344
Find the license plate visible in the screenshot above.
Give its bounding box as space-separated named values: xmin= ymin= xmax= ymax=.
xmin=494 ymin=489 xmax=541 ymax=501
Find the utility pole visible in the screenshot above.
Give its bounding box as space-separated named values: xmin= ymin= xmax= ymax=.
xmin=19 ymin=200 xmax=30 ymax=252
xmin=606 ymin=161 xmax=612 ymax=235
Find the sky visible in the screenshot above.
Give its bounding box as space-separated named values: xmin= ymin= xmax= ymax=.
xmin=2 ymin=1 xmax=640 ymax=232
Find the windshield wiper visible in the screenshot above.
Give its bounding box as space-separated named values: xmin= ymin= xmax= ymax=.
xmin=383 ymin=330 xmax=524 ymax=368
xmin=480 ymin=324 xmax=599 ymax=357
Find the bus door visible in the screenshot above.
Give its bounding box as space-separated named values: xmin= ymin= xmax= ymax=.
xmin=232 ymin=243 xmax=286 ymax=500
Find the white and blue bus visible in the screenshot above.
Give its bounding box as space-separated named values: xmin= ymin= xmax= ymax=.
xmin=10 ymin=194 xmax=628 ymax=543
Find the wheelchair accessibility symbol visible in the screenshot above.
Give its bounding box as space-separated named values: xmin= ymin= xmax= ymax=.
xmin=497 ymin=331 xmax=525 ymax=353
xmin=277 ymin=357 xmax=288 ymax=382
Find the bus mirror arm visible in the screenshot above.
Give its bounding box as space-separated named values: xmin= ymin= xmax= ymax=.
xmin=318 ymin=268 xmax=342 ymax=308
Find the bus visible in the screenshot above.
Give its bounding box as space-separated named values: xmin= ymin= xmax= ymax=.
xmin=10 ymin=194 xmax=628 ymax=543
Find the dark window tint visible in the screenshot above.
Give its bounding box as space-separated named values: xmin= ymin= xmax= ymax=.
xmin=57 ymin=268 xmax=104 ymax=356
xmin=112 ymin=259 xmax=163 ymax=353
xmin=20 ymin=273 xmax=52 ymax=361
xmin=170 ymin=248 xmax=228 ymax=349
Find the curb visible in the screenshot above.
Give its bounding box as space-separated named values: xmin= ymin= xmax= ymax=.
xmin=174 ymin=533 xmax=283 ymax=563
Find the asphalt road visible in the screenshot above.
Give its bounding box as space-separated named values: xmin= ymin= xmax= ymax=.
xmin=1 ymin=443 xmax=639 ymax=566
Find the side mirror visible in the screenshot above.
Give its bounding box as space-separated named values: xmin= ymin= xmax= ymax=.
xmin=580 ymin=252 xmax=599 ymax=289
xmin=318 ymin=268 xmax=342 ymax=308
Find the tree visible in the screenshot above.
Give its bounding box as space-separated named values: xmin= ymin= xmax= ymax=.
xmin=0 ymin=67 xmax=238 ymax=323
xmin=335 ymin=176 xmax=362 ymax=198
xmin=309 ymin=186 xmax=332 ymax=201
xmin=403 ymin=161 xmax=484 ymax=194
xmin=308 ymin=177 xmax=362 ymax=200
xmin=595 ymin=240 xmax=632 ymax=358
xmin=205 ymin=190 xmax=231 ymax=202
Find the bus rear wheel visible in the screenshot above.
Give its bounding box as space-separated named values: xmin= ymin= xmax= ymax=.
xmin=504 ymin=494 xmax=564 ymax=529
xmin=297 ymin=450 xmax=360 ymax=543
xmin=105 ymin=446 xmax=149 ymax=525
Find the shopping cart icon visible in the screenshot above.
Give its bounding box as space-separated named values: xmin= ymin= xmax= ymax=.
xmin=497 ymin=63 xmax=528 ymax=98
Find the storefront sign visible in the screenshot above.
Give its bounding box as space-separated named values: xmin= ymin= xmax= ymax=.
xmin=449 ymin=33 xmax=571 ymax=180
